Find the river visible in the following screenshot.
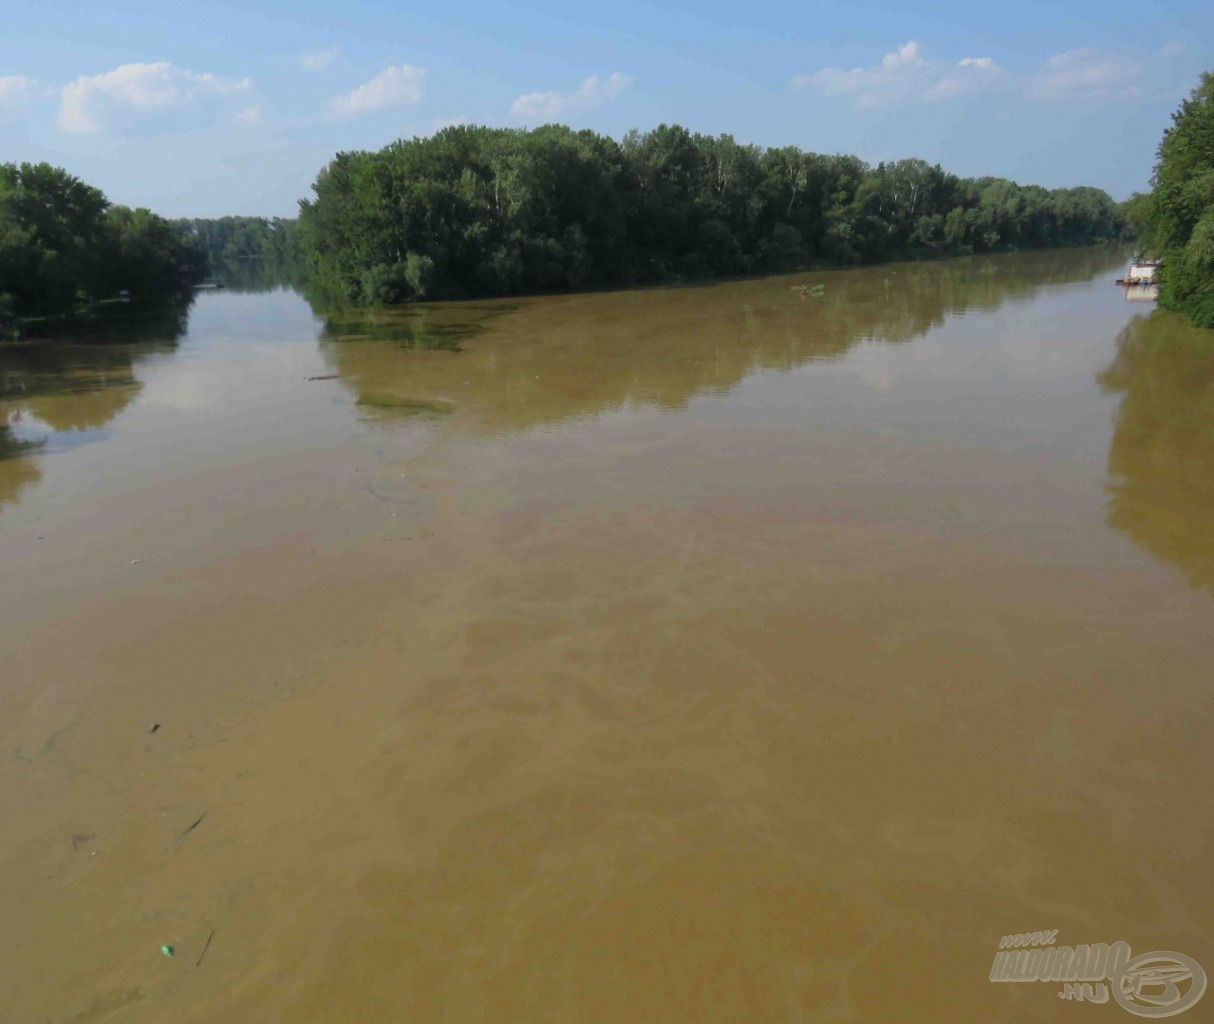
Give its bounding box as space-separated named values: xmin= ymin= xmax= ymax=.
xmin=2 ymin=247 xmax=1211 ymax=1022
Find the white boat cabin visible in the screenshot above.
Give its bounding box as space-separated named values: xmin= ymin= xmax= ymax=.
xmin=1126 ymin=258 xmax=1161 ymax=283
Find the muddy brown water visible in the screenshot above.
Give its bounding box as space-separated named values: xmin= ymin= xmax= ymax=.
xmin=2 ymin=248 xmax=1211 ymax=1023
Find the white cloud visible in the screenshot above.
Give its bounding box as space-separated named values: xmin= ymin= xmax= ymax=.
xmin=793 ymin=41 xmax=924 ymax=107
xmin=1026 ymin=49 xmax=1141 ymax=101
xmin=795 ymin=40 xmax=926 ymax=97
xmin=510 ymin=72 xmax=632 ymax=121
xmin=57 ymin=62 xmax=251 ymax=133
xmin=0 ymin=76 xmax=32 ymax=104
xmin=299 ymin=48 xmax=341 ymax=72
xmin=927 ymin=57 xmax=1005 ymax=101
xmin=328 ymin=65 xmax=425 ymax=117
xmin=796 ymin=41 xmax=1144 ymax=109
xmin=234 ymin=103 xmax=264 ymax=126
xmin=793 ymin=42 xmax=1003 ymax=109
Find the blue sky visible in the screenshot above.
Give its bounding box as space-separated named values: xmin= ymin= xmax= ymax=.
xmin=1 ymin=0 xmax=1210 ymax=217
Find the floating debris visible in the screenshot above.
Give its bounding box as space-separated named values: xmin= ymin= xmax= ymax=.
xmin=790 ymin=283 xmax=826 ymax=299
xmin=177 ymin=813 xmax=206 ymax=838
xmin=196 ymin=929 xmax=215 ymax=967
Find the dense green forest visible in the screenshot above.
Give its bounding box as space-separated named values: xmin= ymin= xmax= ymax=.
xmin=171 ymin=215 xmax=302 ymax=266
xmin=1122 ymin=71 xmax=1214 ymax=329
xmin=172 ymin=216 xmax=307 ymax=291
xmin=0 ymin=163 xmax=205 ymax=337
xmin=298 ymin=124 xmax=1127 ymax=305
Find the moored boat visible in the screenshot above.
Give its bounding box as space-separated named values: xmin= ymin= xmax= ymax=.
xmin=1116 ymin=255 xmax=1161 ymax=286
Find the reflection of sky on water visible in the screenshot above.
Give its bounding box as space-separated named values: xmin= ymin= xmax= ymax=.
xmin=6 ymin=246 xmax=1214 ymax=604
xmin=3 ymin=408 xmax=108 ymax=452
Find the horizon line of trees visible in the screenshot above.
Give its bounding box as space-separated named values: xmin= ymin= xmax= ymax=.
xmin=297 ymin=123 xmax=1128 ymax=306
xmin=1120 ymin=70 xmax=1214 ymax=329
xmin=171 ymin=215 xmax=308 ymax=292
xmin=1 ymin=163 xmax=206 ymax=337
xmin=170 ymin=215 xmax=303 ymax=266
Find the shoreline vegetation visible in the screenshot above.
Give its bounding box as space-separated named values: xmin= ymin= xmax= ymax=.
xmin=0 ymin=163 xmax=205 ymax=341
xmin=169 ymin=216 xmax=307 ymax=292
xmin=20 ymin=93 xmax=1214 ymax=334
xmin=296 ymin=123 xmax=1128 ymax=307
xmin=1120 ymin=71 xmax=1214 ymax=329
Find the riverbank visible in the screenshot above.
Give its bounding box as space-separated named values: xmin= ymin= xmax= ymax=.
xmin=0 ymin=291 xmax=197 ymax=344
xmin=1 ymin=162 xmax=206 ymax=342
xmin=299 ymin=240 xmax=1132 ymax=321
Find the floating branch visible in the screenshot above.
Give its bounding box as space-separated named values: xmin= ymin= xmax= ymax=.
xmin=177 ymin=813 xmax=206 ymax=838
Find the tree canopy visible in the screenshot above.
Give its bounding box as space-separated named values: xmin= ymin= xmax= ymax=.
xmin=298 ymin=124 xmax=1126 ymax=305
xmin=171 ymin=215 xmax=302 ymax=265
xmin=0 ymin=163 xmax=204 ymax=334
xmin=171 ymin=215 xmax=307 ymax=291
xmin=1147 ymin=72 xmax=1214 ymax=328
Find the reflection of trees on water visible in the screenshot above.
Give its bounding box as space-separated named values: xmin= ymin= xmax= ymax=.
xmin=0 ymin=426 xmax=42 ymax=510
xmin=0 ymin=295 xmax=193 ymax=510
xmin=1100 ymin=312 xmax=1214 ymax=593
xmin=319 ymin=302 xmax=523 ymax=353
xmin=805 ymin=244 xmax=1120 ymax=346
xmin=211 ymin=255 xmax=310 ymax=294
xmin=317 ymin=246 xmax=1123 ymax=433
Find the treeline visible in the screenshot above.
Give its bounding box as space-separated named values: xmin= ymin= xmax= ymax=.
xmin=1122 ymin=71 xmax=1214 ymax=328
xmin=298 ymin=124 xmax=1127 ymax=305
xmin=0 ymin=163 xmax=205 ymax=335
xmin=171 ymin=216 xmax=302 ymax=265
xmin=171 ymin=216 xmax=307 ymax=292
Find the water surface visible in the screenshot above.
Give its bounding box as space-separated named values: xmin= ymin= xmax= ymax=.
xmin=2 ymin=248 xmax=1212 ymax=1023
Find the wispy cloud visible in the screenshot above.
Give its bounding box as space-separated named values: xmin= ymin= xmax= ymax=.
xmin=510 ymin=72 xmax=632 ymax=121
xmin=57 ymin=62 xmax=251 ymax=133
xmin=927 ymin=56 xmax=1005 ymax=101
xmin=328 ymin=65 xmax=425 ymax=117
xmin=299 ymin=48 xmax=341 ymax=73
xmin=795 ymin=41 xmax=1143 ymax=109
xmin=234 ymin=103 xmax=264 ymax=127
xmin=793 ymin=42 xmax=1003 ymax=109
xmin=0 ymin=76 xmax=32 ymax=105
xmin=1026 ymin=49 xmax=1142 ymax=101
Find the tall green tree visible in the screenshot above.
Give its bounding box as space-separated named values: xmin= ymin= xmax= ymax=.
xmin=1151 ymin=72 xmax=1214 ymax=327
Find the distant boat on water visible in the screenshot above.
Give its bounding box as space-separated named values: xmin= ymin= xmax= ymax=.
xmin=1116 ymin=255 xmax=1161 ymax=286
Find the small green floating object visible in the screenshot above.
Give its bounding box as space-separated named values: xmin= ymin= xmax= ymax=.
xmin=161 ymin=945 xmax=175 ymax=958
